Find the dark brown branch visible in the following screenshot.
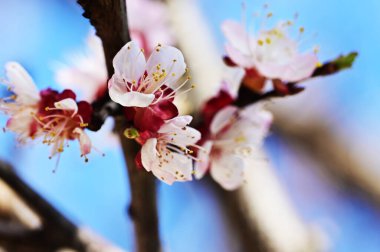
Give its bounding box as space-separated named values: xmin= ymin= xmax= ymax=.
xmin=77 ymin=1 xmax=161 ymax=251
xmin=119 ymin=132 xmax=160 ymax=252
xmin=234 ymin=52 xmax=358 ymax=107
xmin=0 ymin=161 xmax=86 ymax=252
xmin=77 ymin=0 xmax=130 ymax=76
xmin=77 ymin=0 xmax=131 ymax=131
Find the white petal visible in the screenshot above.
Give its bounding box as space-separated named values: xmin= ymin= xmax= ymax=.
xmin=221 ymin=20 xmax=252 ymax=55
xmin=158 ymin=152 xmax=193 ymax=182
xmin=145 ymin=45 xmax=186 ymax=90
xmin=164 ymin=115 xmax=193 ymax=127
xmin=108 ymin=78 xmax=154 ymax=107
xmin=141 ymin=138 xmax=158 ymax=172
xmin=159 ymin=116 xmax=201 ymax=145
xmin=210 ymin=106 xmax=238 ymax=135
xmin=112 ymin=41 xmax=146 ymax=83
xmin=73 ymin=127 xmax=92 ymax=155
xmin=281 ymin=53 xmax=318 ymax=82
xmin=221 ymin=66 xmax=245 ymax=97
xmin=210 ymin=155 xmax=245 ymax=190
xmin=151 ymin=168 xmax=177 ymax=185
xmin=194 ymin=140 xmax=213 ymax=179
xmin=241 ymin=102 xmax=273 ymax=130
xmin=5 ymin=62 xmax=39 ymax=104
xmin=6 ymin=107 xmax=37 ymax=140
xmin=225 ymin=43 xmax=255 ymax=68
xmin=256 ymin=53 xmax=318 ymax=82
xmin=158 ymin=115 xmax=192 ymax=133
xmin=54 ymin=98 xmax=78 ymax=114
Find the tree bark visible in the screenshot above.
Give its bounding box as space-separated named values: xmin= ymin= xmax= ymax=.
xmin=77 ymin=1 xmax=161 ymax=251
xmin=119 ymin=135 xmax=160 ymax=252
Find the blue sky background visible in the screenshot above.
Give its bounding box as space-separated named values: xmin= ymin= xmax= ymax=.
xmin=0 ymin=0 xmax=380 ymax=251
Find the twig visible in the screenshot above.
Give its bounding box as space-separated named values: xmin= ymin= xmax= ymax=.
xmin=77 ymin=0 xmax=131 ymax=131
xmin=77 ymin=1 xmax=161 ymax=251
xmin=119 ymin=132 xmax=160 ymax=252
xmin=0 ymin=161 xmax=86 ymax=252
xmin=234 ymin=52 xmax=358 ymax=107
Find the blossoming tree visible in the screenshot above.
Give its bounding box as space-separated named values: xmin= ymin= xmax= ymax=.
xmin=0 ymin=0 xmax=357 ymax=251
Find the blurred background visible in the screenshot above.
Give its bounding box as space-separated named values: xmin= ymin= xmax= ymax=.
xmin=0 ymin=0 xmax=379 ymax=251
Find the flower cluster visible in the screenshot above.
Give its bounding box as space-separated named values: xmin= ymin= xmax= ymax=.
xmin=222 ymin=17 xmax=318 ymax=93
xmin=108 ymin=41 xmax=200 ymax=184
xmin=0 ymin=62 xmax=93 ymax=163
xmin=0 ymin=5 xmax=347 ymax=191
xmin=55 ymin=0 xmax=174 ymax=103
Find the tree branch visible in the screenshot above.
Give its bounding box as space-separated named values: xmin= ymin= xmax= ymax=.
xmin=119 ymin=133 xmax=160 ymax=252
xmin=77 ymin=0 xmax=131 ymax=131
xmin=0 ymin=161 xmax=86 ymax=251
xmin=234 ymin=52 xmax=358 ymax=107
xmin=77 ymin=1 xmax=161 ymax=251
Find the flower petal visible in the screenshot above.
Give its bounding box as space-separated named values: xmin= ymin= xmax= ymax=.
xmin=73 ymin=127 xmax=92 ymax=156
xmin=221 ymin=66 xmax=245 ymax=97
xmin=210 ymin=154 xmax=245 ymax=190
xmin=141 ymin=138 xmax=158 ymax=172
xmin=163 ymin=115 xmax=193 ymax=128
xmin=54 ymin=98 xmax=78 ymax=114
xmin=194 ymin=140 xmax=213 ymax=179
xmin=281 ymin=53 xmax=318 ymax=82
xmin=112 ymin=41 xmax=146 ymax=83
xmin=256 ymin=53 xmax=318 ymax=82
xmin=225 ymin=43 xmax=255 ymax=68
xmin=5 ymin=62 xmax=40 ymax=103
xmin=221 ymin=20 xmax=252 ymax=55
xmin=109 ymin=78 xmax=155 ymax=107
xmin=210 ymin=106 xmax=238 ymax=135
xmin=157 ymin=152 xmax=193 ymax=183
xmin=145 ymin=45 xmax=186 ymax=90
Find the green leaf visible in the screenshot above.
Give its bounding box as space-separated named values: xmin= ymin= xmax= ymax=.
xmin=332 ymin=52 xmax=358 ymax=70
xmin=312 ymin=51 xmax=358 ymax=77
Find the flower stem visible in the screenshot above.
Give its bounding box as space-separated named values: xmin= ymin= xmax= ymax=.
xmin=77 ymin=0 xmax=162 ymax=250
xmin=119 ymin=133 xmax=161 ymax=252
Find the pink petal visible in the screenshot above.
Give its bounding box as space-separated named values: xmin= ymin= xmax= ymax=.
xmin=5 ymin=62 xmax=40 ymax=104
xmin=108 ymin=78 xmax=155 ymax=107
xmin=73 ymin=128 xmax=92 ymax=156
xmin=225 ymin=44 xmax=255 ymax=68
xmin=256 ymin=53 xmax=318 ymax=82
xmin=210 ymin=106 xmax=238 ymax=135
xmin=210 ymin=155 xmax=245 ymax=190
xmin=141 ymin=138 xmax=158 ymax=172
xmin=54 ymin=98 xmax=78 ymax=112
xmin=112 ymin=41 xmax=146 ymax=83
xmin=194 ymin=140 xmax=213 ymax=179
xmin=221 ymin=20 xmax=252 ymax=55
xmin=145 ymin=45 xmax=186 ymax=91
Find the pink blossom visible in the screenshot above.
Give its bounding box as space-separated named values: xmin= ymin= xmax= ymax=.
xmin=222 ymin=20 xmax=318 ymax=83
xmin=1 ymin=62 xmax=94 ymax=162
xmin=140 ymin=116 xmax=201 ymax=185
xmin=195 ymin=103 xmax=272 ymax=190
xmin=109 ymin=41 xmax=190 ymax=108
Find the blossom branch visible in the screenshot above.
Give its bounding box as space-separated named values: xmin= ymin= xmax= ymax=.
xmin=77 ymin=0 xmax=131 ymax=131
xmin=235 ymin=52 xmax=358 ymax=107
xmin=77 ymin=1 xmax=161 ymax=251
xmin=119 ymin=133 xmax=160 ymax=252
xmin=0 ymin=161 xmax=86 ymax=251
